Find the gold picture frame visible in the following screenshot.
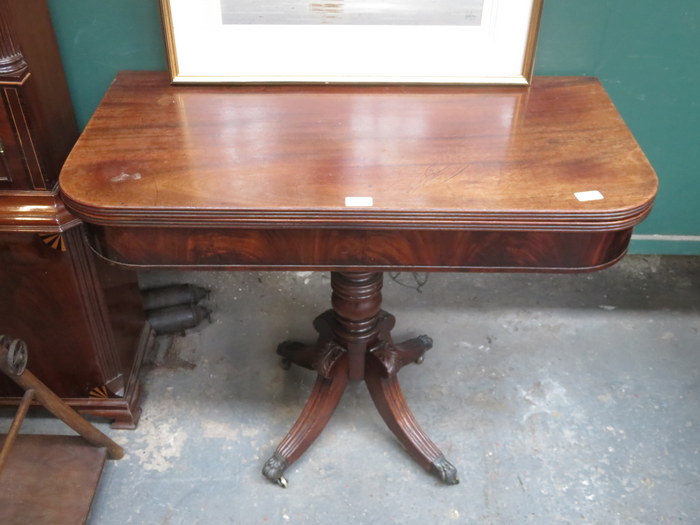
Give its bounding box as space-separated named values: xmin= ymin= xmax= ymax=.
xmin=161 ymin=0 xmax=543 ymax=85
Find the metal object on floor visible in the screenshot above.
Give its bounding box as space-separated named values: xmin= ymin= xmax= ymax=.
xmin=147 ymin=304 xmax=212 ymax=335
xmin=141 ymin=283 xmax=212 ymax=335
xmin=141 ymin=283 xmax=210 ymax=311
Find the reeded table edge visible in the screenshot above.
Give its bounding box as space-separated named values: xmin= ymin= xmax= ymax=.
xmin=60 ymin=194 xmax=655 ymax=233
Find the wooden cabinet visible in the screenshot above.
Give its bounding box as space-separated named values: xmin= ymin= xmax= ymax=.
xmin=0 ymin=0 xmax=149 ymax=428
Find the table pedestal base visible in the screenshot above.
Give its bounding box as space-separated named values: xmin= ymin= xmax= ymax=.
xmin=262 ymin=272 xmax=459 ymax=487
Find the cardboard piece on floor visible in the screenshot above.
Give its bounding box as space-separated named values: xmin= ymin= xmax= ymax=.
xmin=0 ymin=434 xmax=107 ymax=525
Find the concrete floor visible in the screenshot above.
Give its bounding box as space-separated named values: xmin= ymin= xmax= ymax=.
xmin=7 ymin=255 xmax=700 ymax=524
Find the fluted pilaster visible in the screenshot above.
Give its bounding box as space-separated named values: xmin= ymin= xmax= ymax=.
xmin=0 ymin=4 xmax=28 ymax=78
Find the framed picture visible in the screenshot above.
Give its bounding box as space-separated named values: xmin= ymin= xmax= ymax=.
xmin=161 ymin=0 xmax=543 ymax=84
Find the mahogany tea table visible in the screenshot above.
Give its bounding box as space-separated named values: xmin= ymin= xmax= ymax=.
xmin=59 ymin=72 xmax=657 ymax=487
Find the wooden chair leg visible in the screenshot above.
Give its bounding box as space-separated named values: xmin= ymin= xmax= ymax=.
xmin=0 ymin=389 xmax=34 ymax=473
xmin=365 ymin=352 xmax=459 ymax=484
xmin=262 ymin=356 xmax=349 ymax=487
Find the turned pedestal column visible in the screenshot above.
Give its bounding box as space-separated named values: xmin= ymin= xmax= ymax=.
xmin=262 ymin=272 xmax=459 ymax=487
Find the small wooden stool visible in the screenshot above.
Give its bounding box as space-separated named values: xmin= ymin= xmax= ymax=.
xmin=0 ymin=336 xmax=124 ymax=525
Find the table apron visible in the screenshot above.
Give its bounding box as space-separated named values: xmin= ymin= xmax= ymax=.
xmin=85 ymin=225 xmax=633 ymax=273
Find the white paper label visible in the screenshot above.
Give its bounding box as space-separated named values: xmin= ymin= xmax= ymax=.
xmin=345 ymin=196 xmax=374 ymax=207
xmin=574 ymin=190 xmax=604 ymax=202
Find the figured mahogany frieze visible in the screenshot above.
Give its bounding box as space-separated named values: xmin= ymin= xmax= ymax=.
xmin=88 ymin=225 xmax=634 ymax=273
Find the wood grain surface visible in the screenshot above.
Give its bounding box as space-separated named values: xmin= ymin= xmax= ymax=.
xmin=60 ymin=72 xmax=656 ymax=229
xmin=0 ymin=435 xmax=107 ymax=525
xmin=59 ymin=72 xmax=657 ymax=271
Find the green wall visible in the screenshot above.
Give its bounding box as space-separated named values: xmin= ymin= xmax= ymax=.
xmin=47 ymin=0 xmax=700 ymax=255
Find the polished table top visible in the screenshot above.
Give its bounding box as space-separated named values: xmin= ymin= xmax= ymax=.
xmin=59 ymin=72 xmax=657 ymax=272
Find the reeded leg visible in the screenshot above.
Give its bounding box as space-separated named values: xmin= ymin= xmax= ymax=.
xmin=264 ymin=272 xmax=459 ymax=486
xmin=365 ymin=343 xmax=459 ymax=485
xmin=263 ymin=356 xmax=349 ymax=486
